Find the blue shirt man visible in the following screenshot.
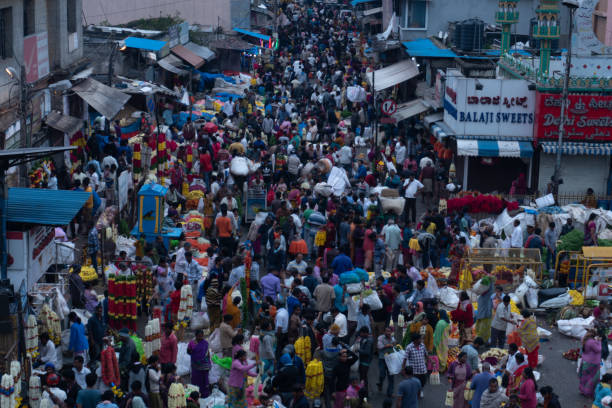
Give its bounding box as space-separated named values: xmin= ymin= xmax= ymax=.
xmin=397 ymin=367 xmax=422 ymax=408
xmin=470 ymin=365 xmax=495 ymax=408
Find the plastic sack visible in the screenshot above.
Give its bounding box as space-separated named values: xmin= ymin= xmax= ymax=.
xmin=55 ymin=241 xmax=76 ymax=264
xmin=55 ymin=288 xmax=70 ymax=320
xmin=384 ymin=346 xmax=406 ymax=375
xmin=209 ymin=328 xmax=222 ymax=354
xmin=439 ymin=287 xmax=459 ymax=309
xmin=339 ymin=272 xmax=360 ymax=285
xmin=176 ymin=342 xmax=191 ymax=376
xmin=526 ymin=288 xmax=539 ymax=308
xmin=515 ymin=283 xmax=529 ymax=308
xmin=427 ymin=274 xmax=440 ymax=298
xmin=230 ymin=157 xmax=249 ymax=176
xmin=536 ymin=194 xmax=555 ymax=208
xmin=307 ymin=211 xmax=326 ymax=226
xmin=524 ymin=275 xmax=539 ymax=289
xmin=201 ymin=387 xmax=226 ymax=408
xmin=472 ymin=278 xmax=490 ymax=296
xmin=539 ymin=292 xmax=571 ymax=309
xmin=353 ymin=268 xmax=369 ymax=282
xmin=314 ymin=182 xmax=333 ymax=197
xmin=327 ymin=167 xmax=351 ymax=197
xmin=346 ymin=283 xmax=363 ymax=294
xmin=557 ymin=316 xmax=595 ymax=339
xmin=537 ymin=327 xmax=552 ymax=337
xmin=190 ymin=312 xmax=210 ymax=330
xmin=379 ymin=196 xmax=406 ymax=216
xmin=362 ymin=291 xmax=383 ymax=310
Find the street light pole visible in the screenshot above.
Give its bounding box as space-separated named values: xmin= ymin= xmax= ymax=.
xmin=553 ymin=1 xmax=578 ymax=189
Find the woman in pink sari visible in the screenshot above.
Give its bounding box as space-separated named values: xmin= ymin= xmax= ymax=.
xmin=579 ymin=329 xmax=602 ymax=397
xmin=187 ymin=329 xmax=211 ymax=398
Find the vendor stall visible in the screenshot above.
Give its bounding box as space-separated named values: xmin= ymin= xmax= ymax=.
xmin=460 ymin=247 xmax=543 ymax=287
xmin=6 ymin=188 xmax=91 ymax=295
xmin=130 ymin=183 xmax=182 ymax=246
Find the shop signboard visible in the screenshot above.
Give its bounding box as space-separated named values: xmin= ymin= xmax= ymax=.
xmin=23 ymin=32 xmax=49 ymax=83
xmin=28 ymin=226 xmax=55 ymax=289
xmin=535 ymin=93 xmax=612 ymax=141
xmin=443 ymin=73 xmax=535 ymax=138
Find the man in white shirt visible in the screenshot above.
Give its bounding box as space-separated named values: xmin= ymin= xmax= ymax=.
xmin=329 ymin=307 xmax=348 ymax=342
xmin=511 ymin=220 xmax=523 ymax=248
xmin=491 ymin=295 xmax=513 ymax=348
xmin=395 ymin=140 xmax=407 ymax=166
xmin=173 ymin=242 xmax=191 ymax=276
xmin=403 ymin=175 xmax=424 ymax=223
xmin=222 ymin=99 xmax=235 ymax=117
xmin=338 ymin=145 xmax=353 ymax=171
xmin=72 ymin=355 xmax=91 ymax=389
xmin=275 ymin=302 xmax=289 ymax=337
xmin=39 ymin=333 xmax=57 ymax=369
xmin=286 ymin=253 xmax=308 ymax=275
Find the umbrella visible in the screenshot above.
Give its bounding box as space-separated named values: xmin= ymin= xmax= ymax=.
xmin=203 ymin=122 xmax=218 ymax=134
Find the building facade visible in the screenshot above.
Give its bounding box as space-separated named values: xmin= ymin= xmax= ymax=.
xmin=82 ymin=0 xmax=251 ymax=32
xmin=0 ymin=0 xmax=84 ymax=149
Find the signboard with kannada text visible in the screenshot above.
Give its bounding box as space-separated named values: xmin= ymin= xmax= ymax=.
xmin=534 ymin=93 xmax=612 ymax=141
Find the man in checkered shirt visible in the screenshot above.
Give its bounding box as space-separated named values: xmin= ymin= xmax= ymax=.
xmin=403 ymin=333 xmax=429 ymax=398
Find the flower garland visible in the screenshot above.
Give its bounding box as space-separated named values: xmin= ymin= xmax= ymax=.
xmin=40 ymin=305 xmax=61 ymax=345
xmin=25 ymin=315 xmax=39 ymax=359
xmin=29 ymin=376 xmax=41 ymax=408
xmin=0 ymin=373 xmax=15 ymax=408
xmin=133 ymin=265 xmax=154 ymax=310
xmin=144 ymin=318 xmax=161 ymax=358
xmin=167 ymin=383 xmax=186 ymax=408
xmin=111 ymin=384 xmax=124 ymax=399
xmin=177 ymin=285 xmax=193 ymax=325
xmin=28 ymin=159 xmax=54 ymax=188
xmin=108 ymin=274 xmax=138 ymax=330
xmin=446 ymin=193 xmax=519 ymax=214
xmin=10 ymin=362 xmax=20 ymax=398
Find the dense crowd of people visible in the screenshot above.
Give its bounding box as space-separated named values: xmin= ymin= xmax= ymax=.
xmin=27 ymin=1 xmax=612 ymax=408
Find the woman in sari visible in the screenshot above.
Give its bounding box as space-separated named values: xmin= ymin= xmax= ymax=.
xmin=507 ymin=353 xmax=528 ymax=396
xmin=228 ymin=349 xmax=258 ymax=408
xmin=449 ymin=236 xmax=467 ymax=284
xmin=434 ymin=310 xmax=451 ymax=373
xmin=451 ymin=291 xmax=474 ymax=345
xmin=187 ymin=329 xmax=210 ymax=398
xmin=404 ymin=313 xmax=434 ymax=352
xmin=448 ymin=351 xmax=472 ymax=408
xmin=517 ymin=310 xmax=539 ymax=368
xmin=579 ymin=329 xmax=602 ymax=397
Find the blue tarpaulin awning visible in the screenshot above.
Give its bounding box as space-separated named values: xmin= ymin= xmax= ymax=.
xmin=403 ymin=38 xmax=458 ymax=58
xmin=7 ymin=188 xmax=92 ymax=225
xmin=124 ymin=37 xmax=167 ymax=51
xmin=540 ymin=141 xmax=612 ymax=156
xmin=457 ymin=139 xmax=533 ymax=158
xmin=351 ymin=0 xmax=378 ymax=6
xmin=233 ymin=28 xmax=270 ymax=42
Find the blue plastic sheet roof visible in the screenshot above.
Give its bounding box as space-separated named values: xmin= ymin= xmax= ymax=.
xmin=138 ymin=183 xmax=168 ymax=196
xmin=485 ymin=49 xmax=532 ymax=57
xmin=232 ymin=28 xmax=270 ymax=42
xmin=351 ymin=0 xmax=378 ymax=6
xmin=7 ymin=188 xmax=91 ymax=225
xmin=402 ymin=39 xmax=458 ymax=58
xmin=124 ymin=37 xmax=167 ymax=51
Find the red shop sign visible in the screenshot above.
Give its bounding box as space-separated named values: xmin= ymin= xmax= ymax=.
xmin=535 ymin=93 xmax=612 ymax=141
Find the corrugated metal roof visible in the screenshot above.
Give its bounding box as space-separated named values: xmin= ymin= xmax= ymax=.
xmin=124 ymin=37 xmax=167 ymax=51
xmin=72 ymin=78 xmax=130 ymax=119
xmin=158 ymin=54 xmax=189 ymax=75
xmin=171 ymin=44 xmax=205 ymax=68
xmin=44 ymin=111 xmax=84 ymax=136
xmin=184 ymin=42 xmax=215 ymax=61
xmin=7 ymin=188 xmax=92 ymax=225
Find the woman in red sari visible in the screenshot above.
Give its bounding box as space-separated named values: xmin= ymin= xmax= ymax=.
xmin=450 ymin=291 xmax=474 ymax=345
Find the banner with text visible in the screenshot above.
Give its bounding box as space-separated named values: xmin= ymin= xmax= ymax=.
xmin=535 ymin=93 xmax=612 ymax=141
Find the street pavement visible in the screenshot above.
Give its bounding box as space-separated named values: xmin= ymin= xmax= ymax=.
xmin=366 ymin=320 xmax=593 ymax=407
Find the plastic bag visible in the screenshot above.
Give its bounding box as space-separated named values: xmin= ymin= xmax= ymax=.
xmin=314 ymin=182 xmax=333 ymax=197
xmin=515 ymin=283 xmax=529 ymax=308
xmin=524 ymin=275 xmax=538 ymax=289
xmin=384 ymin=346 xmax=406 ymax=375
xmin=362 ymin=291 xmax=383 ymax=310
xmin=472 ymin=278 xmax=490 ymax=296
xmin=439 ymin=287 xmax=459 ymax=309
xmin=557 ymin=316 xmax=595 ymax=338
xmin=427 ymin=274 xmax=440 ymax=298
xmin=353 ymin=268 xmax=369 ymax=282
xmin=539 ymin=292 xmax=571 ymax=309
xmin=339 ymin=272 xmax=360 ymax=285
xmin=209 ymin=328 xmax=222 ymax=354
xmin=201 ymin=387 xmax=226 ymax=408
xmin=526 ymin=288 xmax=539 ymax=308
xmin=190 ymin=312 xmax=210 ymax=330
xmin=230 ymin=157 xmax=249 ymax=176
xmin=537 ymin=327 xmax=552 ymax=337
xmin=445 ymin=390 xmax=454 ymax=406
xmin=176 ymin=342 xmax=191 ymax=376
xmin=346 ymin=283 xmax=363 ymax=294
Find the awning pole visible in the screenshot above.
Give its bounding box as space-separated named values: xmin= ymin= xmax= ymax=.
xmin=463 ymin=156 xmax=469 ymax=191
xmin=0 ymin=165 xmax=7 ymax=280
